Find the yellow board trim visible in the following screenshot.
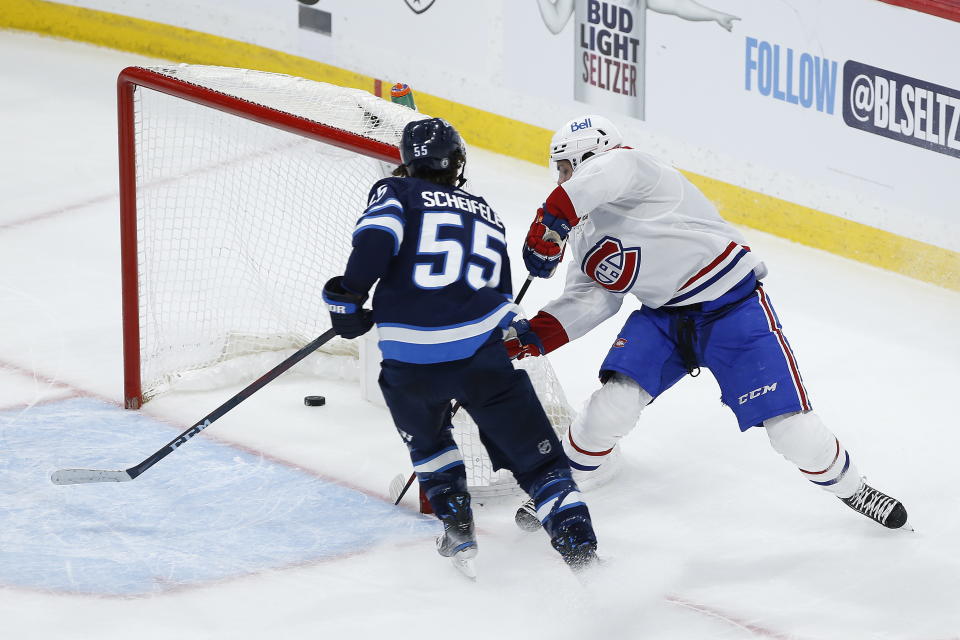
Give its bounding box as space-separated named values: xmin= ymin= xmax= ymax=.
xmin=686 ymin=171 xmax=959 ymax=292
xmin=3 ymin=0 xmax=957 ymax=291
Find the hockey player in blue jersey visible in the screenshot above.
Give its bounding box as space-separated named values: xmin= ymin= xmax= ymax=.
xmin=322 ymin=118 xmax=600 ymax=575
xmin=507 ymin=115 xmax=909 ymax=532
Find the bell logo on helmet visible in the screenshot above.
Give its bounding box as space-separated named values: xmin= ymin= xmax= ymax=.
xmin=570 ymin=117 xmax=593 ymax=131
xmin=550 ymin=114 xmax=623 ymax=169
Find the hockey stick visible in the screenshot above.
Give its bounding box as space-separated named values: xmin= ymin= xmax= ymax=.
xmin=51 ymin=328 xmax=339 ymax=485
xmin=392 ymin=276 xmax=535 ymax=506
xmin=514 ymin=275 xmax=534 ymax=307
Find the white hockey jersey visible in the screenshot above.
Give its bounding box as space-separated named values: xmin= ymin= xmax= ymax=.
xmin=541 ymin=148 xmax=766 ymax=343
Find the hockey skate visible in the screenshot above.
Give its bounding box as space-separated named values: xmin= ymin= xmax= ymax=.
xmin=514 ymin=497 xmax=541 ymax=532
xmin=551 ymin=519 xmax=599 ymax=573
xmin=840 ymin=480 xmax=909 ymax=529
xmin=435 ymin=492 xmax=478 ymax=580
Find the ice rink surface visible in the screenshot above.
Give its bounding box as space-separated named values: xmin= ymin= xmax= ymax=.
xmin=1 ymin=30 xmax=959 ymax=640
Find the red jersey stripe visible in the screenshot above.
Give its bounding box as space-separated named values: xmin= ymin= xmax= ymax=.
xmin=680 ymin=241 xmax=738 ymax=290
xmin=756 ymin=287 xmax=811 ymax=411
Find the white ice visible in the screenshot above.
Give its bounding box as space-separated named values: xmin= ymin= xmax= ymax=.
xmin=1 ymin=29 xmax=959 ymax=640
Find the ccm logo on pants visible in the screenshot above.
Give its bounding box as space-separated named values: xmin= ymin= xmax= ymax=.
xmin=739 ymin=383 xmax=777 ymax=405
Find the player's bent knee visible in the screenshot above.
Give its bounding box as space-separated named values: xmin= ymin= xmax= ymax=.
xmin=586 ymin=373 xmax=650 ymax=428
xmin=564 ymin=373 xmax=650 ymax=470
xmin=764 ymin=412 xmax=835 ymax=465
xmin=764 ymin=411 xmax=859 ymax=496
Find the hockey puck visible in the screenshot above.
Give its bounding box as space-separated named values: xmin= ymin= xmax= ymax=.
xmin=304 ymin=395 xmax=326 ymax=407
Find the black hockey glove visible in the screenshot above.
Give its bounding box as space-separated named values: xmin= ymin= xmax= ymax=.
xmin=322 ymin=276 xmax=373 ymax=339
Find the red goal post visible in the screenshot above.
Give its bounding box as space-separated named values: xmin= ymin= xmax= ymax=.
xmin=118 ymin=65 xmax=413 ymax=409
xmin=874 ymin=0 xmax=960 ymax=22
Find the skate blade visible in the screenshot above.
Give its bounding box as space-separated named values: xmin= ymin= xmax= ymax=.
xmin=450 ymin=553 xmax=477 ymax=581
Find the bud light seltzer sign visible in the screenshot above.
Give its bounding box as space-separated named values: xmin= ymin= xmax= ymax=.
xmin=548 ymin=0 xmax=739 ymax=120
xmin=575 ymin=0 xmax=644 ymax=118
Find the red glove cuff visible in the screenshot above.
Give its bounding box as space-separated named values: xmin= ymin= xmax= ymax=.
xmin=544 ymin=186 xmax=579 ymax=227
xmin=528 ymin=311 xmax=569 ymax=354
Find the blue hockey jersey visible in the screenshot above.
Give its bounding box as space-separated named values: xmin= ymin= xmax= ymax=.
xmin=341 ymin=176 xmax=518 ymax=364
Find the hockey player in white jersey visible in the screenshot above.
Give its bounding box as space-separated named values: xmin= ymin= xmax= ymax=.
xmin=507 ymin=115 xmax=909 ymax=531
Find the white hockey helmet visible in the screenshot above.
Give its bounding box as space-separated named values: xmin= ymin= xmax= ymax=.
xmin=549 ymin=115 xmax=622 ymax=170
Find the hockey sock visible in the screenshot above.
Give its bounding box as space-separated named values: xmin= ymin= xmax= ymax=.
xmin=528 ymin=469 xmax=590 ymax=533
xmin=527 ymin=470 xmax=598 ymax=568
xmin=564 ymin=373 xmax=651 ymax=472
xmin=764 ymin=411 xmax=861 ymax=498
xmin=411 ymin=445 xmax=470 ymax=511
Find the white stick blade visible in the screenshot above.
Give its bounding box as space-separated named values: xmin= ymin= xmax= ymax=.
xmin=388 ymin=473 xmax=407 ymax=503
xmin=50 ymin=469 xmax=133 ymax=485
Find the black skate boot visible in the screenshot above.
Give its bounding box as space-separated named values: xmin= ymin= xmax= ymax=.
xmin=435 ymin=492 xmax=477 ymax=578
xmin=551 ymin=519 xmax=599 ymax=573
xmin=840 ymin=480 xmax=909 ymax=529
xmin=514 ymin=497 xmax=541 ymax=532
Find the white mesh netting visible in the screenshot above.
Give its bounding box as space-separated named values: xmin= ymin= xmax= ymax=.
xmin=453 ymin=355 xmax=620 ymax=499
xmin=131 ymin=65 xmax=422 ymax=399
xmin=127 ymin=65 xmax=615 ymax=497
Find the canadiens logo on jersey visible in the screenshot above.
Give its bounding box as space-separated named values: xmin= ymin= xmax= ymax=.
xmin=582 ymin=236 xmax=641 ymax=293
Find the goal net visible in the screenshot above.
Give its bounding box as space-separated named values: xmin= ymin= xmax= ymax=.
xmin=119 ymin=64 xmax=615 ymax=499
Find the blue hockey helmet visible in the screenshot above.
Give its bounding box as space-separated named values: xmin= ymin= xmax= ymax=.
xmin=399 ymin=117 xmax=466 ymax=181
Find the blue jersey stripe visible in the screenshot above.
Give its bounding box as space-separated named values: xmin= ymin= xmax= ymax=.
xmin=376 ymin=302 xmax=517 ymax=363
xmin=353 ymin=215 xmax=403 ymax=255
xmin=364 ymin=198 xmax=403 ymax=215
xmin=379 ymin=326 xmax=507 ymax=364
xmin=377 ymin=301 xmax=515 ymax=334
xmin=665 ymin=248 xmax=748 ymax=305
